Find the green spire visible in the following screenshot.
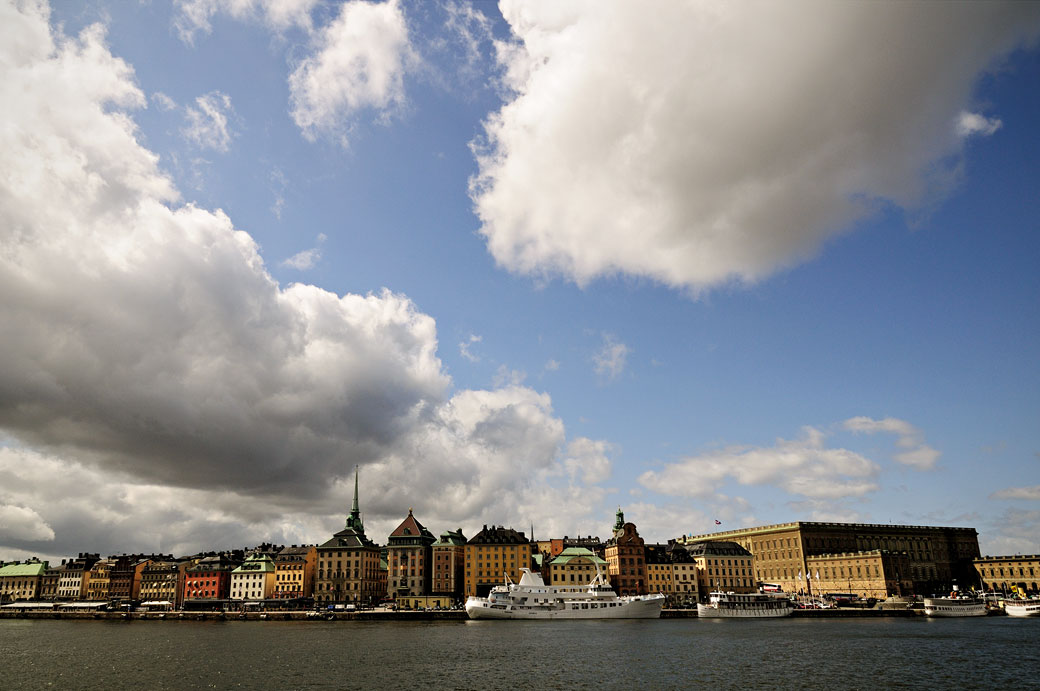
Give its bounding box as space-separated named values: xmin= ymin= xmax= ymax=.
xmin=614 ymin=506 xmax=625 ymax=531
xmin=346 ymin=465 xmax=364 ymax=531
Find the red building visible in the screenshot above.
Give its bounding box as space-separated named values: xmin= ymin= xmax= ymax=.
xmin=183 ymin=555 xmax=239 ymax=603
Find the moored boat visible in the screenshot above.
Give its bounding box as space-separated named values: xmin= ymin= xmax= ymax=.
xmin=465 ymin=568 xmax=664 ymax=619
xmin=696 ymin=591 xmax=793 ymax=618
xmin=923 ymin=591 xmax=986 ymax=617
xmin=1004 ymin=599 xmax=1040 ymax=618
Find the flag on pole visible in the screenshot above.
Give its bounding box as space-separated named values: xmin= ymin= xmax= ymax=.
xmin=714 ymin=519 xmax=721 ymax=525
xmin=814 ymin=570 xmax=819 ymax=580
xmin=798 ymin=571 xmax=802 ymax=580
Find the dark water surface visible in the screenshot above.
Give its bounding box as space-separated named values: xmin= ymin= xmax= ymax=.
xmin=2 ymin=617 xmax=1038 ymax=689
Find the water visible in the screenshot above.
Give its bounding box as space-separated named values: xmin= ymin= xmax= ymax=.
xmin=1 ymin=618 xmax=1038 ymax=689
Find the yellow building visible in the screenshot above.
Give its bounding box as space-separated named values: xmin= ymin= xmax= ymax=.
xmin=464 ymin=525 xmax=533 ymax=597
xmin=682 ymin=541 xmax=755 ymax=596
xmin=0 ymin=560 xmax=48 ymax=602
xmin=644 ymin=544 xmax=698 ymax=605
xmin=548 ymin=547 xmax=608 ymax=586
xmin=975 ymin=554 xmax=1040 ymax=595
xmin=86 ymin=559 xmax=112 ymax=601
xmin=274 ymin=545 xmax=316 ymax=600
xmin=805 ymin=550 xmax=913 ymax=599
xmin=677 ymin=521 xmax=980 ymax=596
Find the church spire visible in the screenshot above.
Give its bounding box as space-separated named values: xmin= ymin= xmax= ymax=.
xmin=345 ymin=465 xmax=364 ymax=531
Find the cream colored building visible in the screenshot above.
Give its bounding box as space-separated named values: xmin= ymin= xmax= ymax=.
xmin=230 ymin=554 xmax=277 ymax=601
xmin=681 ymin=541 xmax=755 ymax=596
xmin=677 ymin=521 xmax=980 ymax=596
xmin=805 ymin=550 xmax=913 ymax=599
xmin=548 ymin=547 xmax=608 ymax=586
xmin=975 ymin=554 xmax=1040 ymax=595
xmin=0 ymin=560 xmax=48 ymax=602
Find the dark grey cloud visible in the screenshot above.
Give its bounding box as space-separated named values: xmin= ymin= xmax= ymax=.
xmin=0 ymin=3 xmax=612 ymax=561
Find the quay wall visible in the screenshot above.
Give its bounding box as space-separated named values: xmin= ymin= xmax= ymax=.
xmin=1 ymin=607 xmax=1001 ymax=621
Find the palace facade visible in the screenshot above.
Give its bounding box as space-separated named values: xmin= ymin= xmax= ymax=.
xmin=677 ymin=521 xmax=980 ymax=596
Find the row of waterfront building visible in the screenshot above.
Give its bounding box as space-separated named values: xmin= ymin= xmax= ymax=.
xmin=2 ymin=472 xmax=1038 ymax=609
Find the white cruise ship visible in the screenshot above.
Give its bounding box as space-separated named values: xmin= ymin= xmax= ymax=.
xmin=465 ymin=569 xmax=665 ymax=619
xmin=923 ymin=591 xmax=986 ymax=617
xmin=696 ymin=591 xmax=793 ymax=618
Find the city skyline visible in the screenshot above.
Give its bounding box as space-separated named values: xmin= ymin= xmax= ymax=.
xmin=1 ymin=1 xmax=1039 ymax=563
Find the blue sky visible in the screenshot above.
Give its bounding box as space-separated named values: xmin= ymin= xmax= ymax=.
xmin=1 ymin=0 xmax=1038 ymax=561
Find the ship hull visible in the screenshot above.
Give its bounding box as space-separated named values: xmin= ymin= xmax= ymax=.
xmin=465 ymin=594 xmax=664 ymax=620
xmin=1005 ymin=601 xmax=1040 ymax=618
xmin=923 ymin=597 xmax=986 ymax=617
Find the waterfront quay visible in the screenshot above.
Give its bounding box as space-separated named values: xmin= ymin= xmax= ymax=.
xmin=2 ymin=606 xmax=985 ymax=622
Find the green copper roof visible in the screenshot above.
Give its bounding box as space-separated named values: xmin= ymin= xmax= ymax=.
xmin=232 ymin=554 xmax=275 ymax=574
xmin=550 ymin=547 xmax=606 ymax=566
xmin=0 ymin=561 xmax=48 ymax=577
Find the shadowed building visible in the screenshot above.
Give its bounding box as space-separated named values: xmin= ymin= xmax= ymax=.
xmin=432 ymin=529 xmax=466 ymax=602
xmin=387 ymin=509 xmax=436 ymax=600
xmin=606 ymin=507 xmax=647 ymax=595
xmin=316 ymin=467 xmax=382 ymax=606
xmin=140 ymin=560 xmax=191 ymax=608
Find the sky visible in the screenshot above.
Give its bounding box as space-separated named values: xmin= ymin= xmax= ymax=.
xmin=1 ymin=0 xmax=1039 ymax=563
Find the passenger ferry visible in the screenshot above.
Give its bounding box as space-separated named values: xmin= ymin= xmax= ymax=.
xmin=1004 ymin=599 xmax=1040 ymax=618
xmin=923 ymin=590 xmax=986 ymax=617
xmin=465 ymin=568 xmax=665 ymax=619
xmin=696 ymin=591 xmax=793 ymax=618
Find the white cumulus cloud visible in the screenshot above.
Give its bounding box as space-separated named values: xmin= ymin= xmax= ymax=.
xmin=0 ymin=502 xmax=55 ymax=542
xmin=471 ymin=1 xmax=1040 ymax=291
xmin=289 ymin=0 xmax=413 ymax=143
xmin=639 ymin=426 xmax=880 ymax=500
xmin=843 ymin=416 xmax=940 ymax=470
xmin=956 ymin=111 xmax=1003 ymax=138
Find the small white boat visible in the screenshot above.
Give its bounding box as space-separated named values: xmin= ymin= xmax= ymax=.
xmin=1004 ymin=599 xmax=1040 ymax=618
xmin=923 ymin=591 xmax=986 ymax=617
xmin=465 ymin=568 xmax=664 ymax=619
xmin=697 ymin=591 xmax=793 ymax=618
